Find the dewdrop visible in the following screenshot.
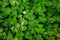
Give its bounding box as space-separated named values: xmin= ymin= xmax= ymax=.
xmin=23 ymin=11 xmax=26 ymax=14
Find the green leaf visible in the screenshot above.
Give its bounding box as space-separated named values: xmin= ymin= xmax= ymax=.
xmin=0 ymin=28 xmax=3 ymax=32
xmin=7 ymin=32 xmax=13 ymax=40
xmin=10 ymin=0 xmax=16 ymax=6
xmin=38 ymin=16 xmax=47 ymax=22
xmin=57 ymin=1 xmax=60 ymax=12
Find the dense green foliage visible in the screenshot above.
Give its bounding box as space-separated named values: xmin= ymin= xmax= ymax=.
xmin=0 ymin=0 xmax=60 ymax=40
